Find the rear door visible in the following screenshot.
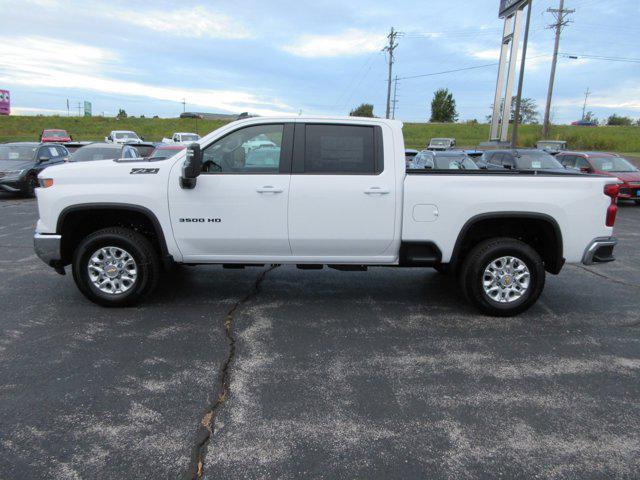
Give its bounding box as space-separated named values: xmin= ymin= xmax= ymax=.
xmin=288 ymin=123 xmax=396 ymax=259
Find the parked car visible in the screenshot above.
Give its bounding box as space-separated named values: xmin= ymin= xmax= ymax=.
xmin=427 ymin=138 xmax=456 ymax=151
xmin=405 ymin=149 xmax=419 ymax=168
xmin=105 ymin=130 xmax=143 ymax=144
xmin=0 ymin=142 xmax=69 ymax=196
xmin=126 ymin=141 xmax=157 ymax=158
xmin=70 ymin=143 xmax=140 ymax=162
xmin=536 ymin=140 xmax=567 ymax=155
xmin=41 ymin=129 xmax=72 ymax=143
xmin=410 ymin=150 xmax=478 ymax=170
xmin=571 ymin=120 xmax=598 ymax=127
xmin=161 ymin=132 xmax=201 ymax=144
xmin=34 ymin=116 xmax=618 ymax=317
xmin=557 ymin=152 xmax=640 ymax=204
xmin=477 ymin=149 xmax=575 ymax=173
xmin=63 ymin=141 xmax=93 ymax=154
xmin=150 ymin=145 xmax=185 ymax=160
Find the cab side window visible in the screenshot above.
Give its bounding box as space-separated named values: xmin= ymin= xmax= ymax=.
xmin=576 ymin=157 xmax=590 ymax=170
xmin=202 ymin=124 xmax=284 ymax=174
xmin=302 ymin=124 xmax=378 ymax=174
xmin=559 ymin=155 xmax=576 ymax=168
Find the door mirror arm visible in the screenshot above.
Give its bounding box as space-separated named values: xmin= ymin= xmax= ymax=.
xmin=180 ymin=143 xmax=203 ymax=189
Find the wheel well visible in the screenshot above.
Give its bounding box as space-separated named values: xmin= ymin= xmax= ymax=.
xmin=57 ymin=206 xmax=168 ymax=266
xmin=451 ymin=215 xmax=564 ymax=274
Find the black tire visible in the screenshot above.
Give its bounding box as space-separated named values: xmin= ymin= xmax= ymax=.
xmin=459 ymin=238 xmax=545 ymax=317
xmin=21 ymin=174 xmax=38 ymax=198
xmin=72 ymin=227 xmax=160 ymax=307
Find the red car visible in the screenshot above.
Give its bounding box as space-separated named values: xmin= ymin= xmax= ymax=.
xmin=149 ymin=144 xmax=185 ymax=160
xmin=40 ymin=129 xmax=72 ymax=143
xmin=557 ymin=152 xmax=640 ymax=204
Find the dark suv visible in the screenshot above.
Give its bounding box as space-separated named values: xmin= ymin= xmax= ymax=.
xmin=477 ymin=149 xmax=574 ymax=173
xmin=0 ymin=142 xmax=69 ymax=196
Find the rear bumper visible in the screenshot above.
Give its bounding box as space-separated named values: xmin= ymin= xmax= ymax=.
xmin=34 ymin=233 xmax=62 ymax=267
xmin=582 ymin=237 xmax=617 ymax=265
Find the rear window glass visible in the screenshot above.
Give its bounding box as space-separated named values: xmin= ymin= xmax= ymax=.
xmin=72 ymin=147 xmax=122 ymax=162
xmin=304 ymin=125 xmax=375 ymax=174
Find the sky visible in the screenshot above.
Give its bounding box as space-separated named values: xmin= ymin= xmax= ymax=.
xmin=1 ymin=0 xmax=638 ymax=123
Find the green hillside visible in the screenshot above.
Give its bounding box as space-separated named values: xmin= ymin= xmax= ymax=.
xmin=1 ymin=115 xmax=638 ymax=153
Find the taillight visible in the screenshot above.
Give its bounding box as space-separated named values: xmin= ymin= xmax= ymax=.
xmin=604 ymin=183 xmax=619 ymax=227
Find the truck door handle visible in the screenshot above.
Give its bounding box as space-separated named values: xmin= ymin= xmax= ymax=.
xmin=256 ymin=186 xmax=283 ymax=194
xmin=364 ymin=187 xmax=390 ymax=195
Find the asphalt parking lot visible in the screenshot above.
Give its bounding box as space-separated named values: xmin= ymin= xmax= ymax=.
xmin=1 ymin=193 xmax=639 ymax=479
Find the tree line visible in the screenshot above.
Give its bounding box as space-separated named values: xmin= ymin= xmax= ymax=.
xmin=349 ymin=89 xmax=639 ymax=126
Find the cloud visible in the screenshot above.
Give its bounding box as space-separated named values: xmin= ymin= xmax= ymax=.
xmin=556 ymin=84 xmax=640 ymax=111
xmin=282 ymin=29 xmax=385 ymax=58
xmin=467 ymin=44 xmax=550 ymax=70
xmin=0 ymin=36 xmax=291 ymax=116
xmin=114 ymin=5 xmax=251 ymax=39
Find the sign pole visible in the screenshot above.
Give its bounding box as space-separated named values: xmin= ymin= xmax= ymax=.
xmin=511 ymin=0 xmax=532 ymax=148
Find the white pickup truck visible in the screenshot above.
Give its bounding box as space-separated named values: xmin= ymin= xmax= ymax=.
xmin=161 ymin=132 xmax=201 ymax=144
xmin=33 ymin=117 xmax=619 ymax=316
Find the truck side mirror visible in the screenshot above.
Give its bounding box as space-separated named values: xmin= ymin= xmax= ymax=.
xmin=180 ymin=143 xmax=203 ymax=189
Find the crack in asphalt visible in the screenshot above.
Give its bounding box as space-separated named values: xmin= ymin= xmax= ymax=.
xmin=571 ymin=264 xmax=640 ymax=289
xmin=182 ymin=265 xmax=278 ymax=480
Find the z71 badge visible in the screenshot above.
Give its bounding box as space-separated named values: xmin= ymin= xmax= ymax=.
xmin=130 ymin=168 xmax=160 ymax=174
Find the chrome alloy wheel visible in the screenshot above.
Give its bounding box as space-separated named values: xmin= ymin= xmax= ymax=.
xmin=87 ymin=246 xmax=138 ymax=295
xmin=482 ymin=256 xmax=531 ymax=303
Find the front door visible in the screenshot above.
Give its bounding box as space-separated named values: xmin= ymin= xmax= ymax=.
xmin=169 ymin=123 xmax=293 ymax=261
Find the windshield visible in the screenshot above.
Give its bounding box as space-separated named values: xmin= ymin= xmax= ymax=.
xmin=590 ymin=156 xmax=638 ymax=172
xmin=515 ymin=151 xmax=563 ymax=169
xmin=430 ymin=139 xmax=450 ymax=146
xmin=0 ymin=145 xmax=36 ymax=161
xmin=43 ymin=131 xmax=68 ymax=138
xmin=72 ymin=147 xmax=122 ymax=162
xmin=434 ymin=155 xmax=479 ymax=169
xmin=115 ymin=132 xmax=139 ymax=140
xmin=150 ymin=148 xmax=184 ymax=159
xmin=180 ymin=134 xmax=200 ymax=142
xmin=538 ymin=141 xmax=564 ymax=149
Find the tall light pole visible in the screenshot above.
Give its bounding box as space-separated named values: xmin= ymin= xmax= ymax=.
xmin=542 ymin=0 xmax=574 ymax=137
xmin=581 ymin=87 xmax=591 ymax=120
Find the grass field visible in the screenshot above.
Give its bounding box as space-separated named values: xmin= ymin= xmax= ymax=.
xmin=1 ymin=115 xmax=639 ymax=153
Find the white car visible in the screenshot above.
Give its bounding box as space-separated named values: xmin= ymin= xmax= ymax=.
xmin=427 ymin=137 xmax=456 ymax=151
xmin=161 ymin=132 xmax=201 ymax=144
xmin=34 ymin=116 xmax=619 ymax=316
xmin=105 ymin=130 xmax=142 ymax=144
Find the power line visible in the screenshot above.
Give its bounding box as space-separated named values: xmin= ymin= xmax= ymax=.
xmin=560 ymin=53 xmax=640 ymax=63
xmin=397 ymin=62 xmax=499 ymax=81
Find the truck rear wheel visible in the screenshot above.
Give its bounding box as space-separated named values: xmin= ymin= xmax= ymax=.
xmin=72 ymin=227 xmax=160 ymax=307
xmin=459 ymin=238 xmax=545 ymax=317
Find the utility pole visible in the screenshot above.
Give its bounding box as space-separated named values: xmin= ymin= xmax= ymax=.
xmin=581 ymin=87 xmax=591 ymax=120
xmin=182 ymin=98 xmax=186 ymax=113
xmin=77 ymin=102 xmax=82 ymax=117
xmin=542 ymin=0 xmax=574 ymax=137
xmin=511 ymin=0 xmax=533 ymax=148
xmin=383 ymin=27 xmax=401 ymax=119
xmin=391 ymin=75 xmax=399 ymax=119
xmin=66 ymin=99 xmax=70 ymax=117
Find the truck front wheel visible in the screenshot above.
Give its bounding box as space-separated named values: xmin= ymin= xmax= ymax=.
xmin=459 ymin=238 xmax=545 ymax=317
xmin=72 ymin=227 xmax=160 ymax=307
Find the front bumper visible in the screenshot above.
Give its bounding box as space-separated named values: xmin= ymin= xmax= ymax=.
xmin=34 ymin=233 xmax=62 ymax=268
xmin=618 ymin=185 xmax=640 ymax=200
xmin=582 ymin=237 xmax=617 ymax=265
xmin=0 ymin=176 xmax=25 ymax=192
